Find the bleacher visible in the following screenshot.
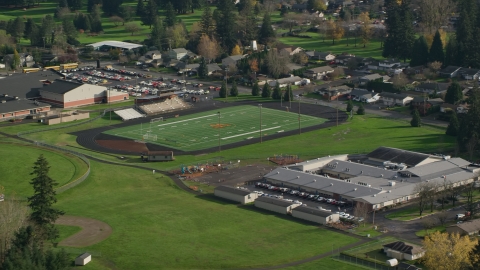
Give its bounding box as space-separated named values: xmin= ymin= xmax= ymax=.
xmin=114 ymin=108 xmax=145 ymax=121
xmin=138 ymin=97 xmax=191 ymax=115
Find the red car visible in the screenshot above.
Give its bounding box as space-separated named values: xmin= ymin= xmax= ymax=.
xmin=215 ymin=87 xmax=221 ymax=91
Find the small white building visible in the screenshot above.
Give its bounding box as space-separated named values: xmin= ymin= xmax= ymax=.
xmin=214 ymin=185 xmax=258 ymax=205
xmin=291 ymin=206 xmax=339 ymax=225
xmin=254 ymin=196 xmax=300 ymax=215
xmin=383 ymin=242 xmax=425 ymax=261
xmin=75 ymin=253 xmax=91 ymax=266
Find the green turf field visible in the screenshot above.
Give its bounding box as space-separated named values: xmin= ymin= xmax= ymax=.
xmin=104 ymin=105 xmax=328 ymax=151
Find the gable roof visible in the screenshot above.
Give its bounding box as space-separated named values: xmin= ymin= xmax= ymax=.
xmin=41 ymin=79 xmax=82 ymax=94
xmin=292 ymin=205 xmax=335 ymax=217
xmin=215 ymin=185 xmax=254 ymax=196
xmin=460 ymin=68 xmax=480 ymax=76
xmin=307 ymin=66 xmax=335 ymax=73
xmin=361 ymin=73 xmax=383 ymax=81
xmin=172 ymin=48 xmax=188 ymax=54
xmin=416 ymin=82 xmax=449 ymax=91
xmin=383 ymin=241 xmax=424 ymax=255
xmin=349 ymin=88 xmax=369 ymax=97
xmin=439 ymin=65 xmax=462 ymax=74
xmin=380 ymin=92 xmax=411 ymax=99
xmin=450 ymin=219 xmax=480 ymax=233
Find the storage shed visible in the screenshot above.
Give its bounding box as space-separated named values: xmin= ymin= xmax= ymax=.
xmin=214 ymin=186 xmax=258 ymax=204
xmin=291 ymin=206 xmax=339 ymax=225
xmin=75 ymin=253 xmax=91 ymax=266
xmin=141 ymin=151 xmax=174 ymax=162
xmin=254 ymin=196 xmax=300 ymax=215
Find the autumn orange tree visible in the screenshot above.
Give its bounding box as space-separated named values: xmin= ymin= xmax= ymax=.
xmin=358 ymin=12 xmax=372 ymax=47
xmin=197 ymin=34 xmax=220 ymax=63
xmin=422 ymin=231 xmax=478 ymax=270
xmin=326 ymin=20 xmax=344 ymax=45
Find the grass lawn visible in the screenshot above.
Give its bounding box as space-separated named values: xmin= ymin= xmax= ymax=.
xmin=279 ymin=32 xmax=384 ymax=59
xmin=344 ymin=237 xmax=397 ymax=265
xmin=415 ymin=225 xmax=447 ymax=238
xmin=53 ymin=160 xmax=359 ymax=269
xmin=284 ymin=257 xmax=371 ymax=270
xmin=385 ymin=206 xmax=440 ymax=221
xmin=56 ymin=224 xmax=82 ymax=242
xmin=213 ymin=94 xmax=278 ymax=103
xmin=74 ymin=100 xmax=135 ymax=111
xmin=103 ymin=105 xmax=327 ymax=151
xmin=0 ymin=143 xmax=89 ymax=197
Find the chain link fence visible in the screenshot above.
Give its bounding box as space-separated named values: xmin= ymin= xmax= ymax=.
xmin=333 ymin=253 xmax=395 ymax=270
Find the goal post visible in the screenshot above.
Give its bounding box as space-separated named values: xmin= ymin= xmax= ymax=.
xmin=150 ymin=117 xmax=164 ymax=124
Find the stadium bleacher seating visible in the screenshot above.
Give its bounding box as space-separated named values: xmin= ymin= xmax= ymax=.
xmin=138 ymin=97 xmax=191 ymax=115
xmin=114 ymin=108 xmax=145 ymax=121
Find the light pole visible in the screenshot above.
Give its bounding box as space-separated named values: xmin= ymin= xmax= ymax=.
xmin=258 ymin=104 xmax=262 ymax=143
xmin=298 ymin=98 xmax=301 ymax=134
xmin=217 ymin=111 xmax=221 ymax=152
xmin=224 ymin=68 xmax=228 ymax=102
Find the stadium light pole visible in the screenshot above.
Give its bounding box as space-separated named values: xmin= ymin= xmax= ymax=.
xmin=224 ymin=68 xmax=228 ymax=102
xmin=298 ymin=98 xmax=301 ymax=135
xmin=217 ymin=111 xmax=221 ymax=152
xmin=258 ymin=104 xmax=262 ymax=143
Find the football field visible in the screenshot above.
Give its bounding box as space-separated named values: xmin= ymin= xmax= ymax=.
xmin=104 ymin=105 xmax=327 ymax=151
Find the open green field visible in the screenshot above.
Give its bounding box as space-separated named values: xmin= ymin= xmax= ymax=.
xmin=104 ymin=105 xmax=327 ymax=151
xmin=279 ymin=32 xmax=384 ymax=59
xmin=53 ymin=160 xmax=358 ymax=269
xmin=0 ymin=143 xmax=89 ymax=197
xmin=56 ymin=224 xmax=82 ymax=242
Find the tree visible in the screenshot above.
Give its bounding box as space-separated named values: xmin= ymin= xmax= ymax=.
xmin=411 ymin=109 xmax=422 ymax=127
xmin=410 ymin=36 xmax=429 ymax=67
xmin=261 ymin=83 xmax=271 ymax=98
xmin=87 ymin=0 xmax=101 ymax=13
xmin=429 ymin=30 xmax=445 ymax=64
xmin=68 ymin=0 xmax=82 ymax=11
xmin=27 ymin=155 xmax=64 ymax=241
xmin=353 ymin=203 xmax=369 ymax=226
xmin=446 ymin=112 xmax=459 ymax=136
xmin=199 ymin=5 xmax=215 ymax=37
xmin=150 ymin=17 xmax=166 ymax=50
xmin=413 ymin=181 xmax=433 ymax=216
xmin=455 ymin=0 xmax=479 ymax=68
xmin=418 ymin=0 xmax=454 ymax=35
xmin=422 ymin=231 xmax=478 ymax=270
xmin=102 ymin=0 xmax=123 ymax=16
xmin=0 ymin=194 xmax=29 ymax=256
xmin=110 ymin=16 xmax=124 ymax=27
xmin=444 ymin=81 xmax=463 ymax=105
xmin=197 ymin=58 xmax=208 ymax=78
xmin=266 ymin=49 xmax=291 ymax=79
xmin=125 ymin=22 xmax=141 ymax=36
xmin=11 ymin=48 xmax=20 ymax=70
xmin=391 ymin=73 xmax=408 ymax=90
xmin=230 ymin=81 xmax=238 ymax=97
xmin=231 ymin=45 xmax=242 ymax=56
xmin=272 ymin=82 xmax=282 ymax=100
xmin=164 ymin=2 xmax=176 ymax=27
xmin=444 ymin=37 xmax=458 ymax=67
xmin=118 ymin=5 xmax=133 ymax=25
xmin=357 ymin=103 xmax=365 ymax=115
xmin=90 ymin=5 xmax=103 ymax=32
xmin=307 ymin=0 xmax=326 ymax=11
xmin=252 ymin=81 xmax=260 ymax=96
xmin=358 ymin=12 xmax=372 ymax=47
xmin=325 ymin=19 xmax=344 ymax=45
xmin=284 ymin=84 xmax=293 ymax=102
xmin=136 ymin=0 xmax=145 ymax=17
xmin=24 ymin=18 xmax=34 ymax=39
xmin=9 ymin=17 xmax=25 ymax=43
xmin=237 ymin=0 xmax=257 ymax=45
xmin=141 ymin=0 xmax=157 ymax=29
xmin=383 ymin=0 xmax=415 ymax=62
xmin=166 ymin=24 xmax=188 ymax=49
xmin=216 ymin=0 xmax=237 ymax=52
xmin=346 ymin=99 xmax=353 ymax=112
xmin=219 ymin=81 xmax=227 ymax=98
xmin=292 ymin=51 xmax=309 ymax=65
xmin=258 ymin=13 xmax=275 ymax=45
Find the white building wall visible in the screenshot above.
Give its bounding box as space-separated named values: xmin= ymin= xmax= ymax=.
xmin=255 ymin=200 xmax=297 ymax=214
xmin=214 ymin=190 xmax=247 ymax=204
xmin=292 ymin=211 xmax=339 ymax=225
xmin=64 ymin=84 xmax=108 ymax=102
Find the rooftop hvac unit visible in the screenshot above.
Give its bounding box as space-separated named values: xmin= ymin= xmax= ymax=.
xmin=389 ymin=181 xmax=396 ymax=186
xmin=368 ymin=184 xmax=371 ymax=187
xmin=354 ymin=188 xmax=357 ymax=191
xmin=388 ymin=190 xmax=392 ymax=193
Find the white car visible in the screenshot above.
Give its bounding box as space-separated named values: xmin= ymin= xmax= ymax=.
xmin=293 ymin=200 xmax=302 ymax=205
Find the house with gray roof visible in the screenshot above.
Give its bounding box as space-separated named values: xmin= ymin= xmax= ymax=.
xmin=383 ymin=241 xmax=425 ymax=261
xmin=316 ymin=85 xmax=352 ymax=101
xmin=438 ymin=66 xmax=462 ymax=78
xmin=221 ymin=55 xmax=245 ymax=68
xmin=460 ymin=68 xmax=480 ymax=80
xmin=168 ymin=48 xmax=189 ymax=60
xmin=359 ymin=74 xmax=390 ymax=85
xmin=305 ymin=51 xmax=335 ymax=61
xmin=214 ymin=185 xmax=258 ymax=204
xmin=414 ymin=82 xmax=449 ymax=94
xmin=292 ymin=206 xmax=339 ymax=224
xmin=303 ymin=66 xmax=334 ymax=79
xmin=380 ymin=92 xmax=413 ymax=106
xmin=446 ymin=219 xmax=480 ymax=236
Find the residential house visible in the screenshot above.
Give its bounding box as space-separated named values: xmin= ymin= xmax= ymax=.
xmin=348 ymin=89 xmax=380 ymax=103
xmin=460 ymin=68 xmax=480 ymax=80
xmin=207 ymin=63 xmax=222 ymax=75
xmin=380 ymin=92 xmax=413 ymax=106
xmin=440 ymin=103 xmax=457 ymax=113
xmin=316 ymin=85 xmax=352 ymax=101
xmin=383 ymin=241 xmax=425 ymax=261
xmin=4 ymin=53 xmax=35 ymax=68
xmin=286 ymin=63 xmax=303 ymax=72
xmin=447 ymin=219 xmax=480 ymax=236
xmin=303 ymin=66 xmax=334 ymax=80
xmin=334 ymin=55 xmax=355 ymax=65
xmin=268 ymin=76 xmax=304 ymax=88
xmin=168 ymin=48 xmax=188 ymax=60
xmin=221 ymin=55 xmax=245 ymax=68
xmin=405 ymin=66 xmax=424 ymax=76
xmin=277 ymin=45 xmax=303 ymax=56
xmin=438 ymin=66 xmax=462 ymax=78
xmin=411 ymin=97 xmax=443 ymax=114
xmin=368 ymin=58 xmax=401 ymax=71
xmin=358 ymin=73 xmax=390 ymax=85
xmin=305 ymin=51 xmax=335 ymax=61
xmin=414 ymin=82 xmax=449 ymax=95
xmin=138 ymin=50 xmax=162 ymax=65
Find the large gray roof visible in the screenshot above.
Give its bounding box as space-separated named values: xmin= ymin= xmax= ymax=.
xmin=0 ymin=70 xmax=60 ymax=99
xmin=0 ymin=98 xmax=50 ymax=114
xmin=366 ymin=147 xmax=430 ymax=167
xmin=323 ymin=160 xmax=399 ymax=179
xmin=403 ymin=159 xmax=469 ymax=180
xmin=292 ymin=205 xmax=335 ymax=217
xmin=215 ymin=185 xmax=253 ymax=196
xmin=40 ymin=79 xmax=82 ymax=94
xmin=450 ymin=219 xmax=480 ymax=233
xmin=256 ymin=196 xmax=296 ymax=207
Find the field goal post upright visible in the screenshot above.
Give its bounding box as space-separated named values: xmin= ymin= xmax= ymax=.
xmin=150 ymin=117 xmax=164 ymax=132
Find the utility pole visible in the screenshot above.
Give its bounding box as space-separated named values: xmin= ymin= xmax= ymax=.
xmin=298 ymin=98 xmax=301 ymax=134
xmin=225 ymin=68 xmax=228 ymax=102
xmin=217 ymin=112 xmax=221 ymax=152
xmin=336 ymin=106 xmax=339 ymax=127
xmin=259 ymin=104 xmax=262 ymax=143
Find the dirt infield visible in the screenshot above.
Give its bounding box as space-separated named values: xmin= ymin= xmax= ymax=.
xmin=96 ymin=139 xmax=149 ymax=153
xmin=56 ymin=215 xmax=112 ymax=247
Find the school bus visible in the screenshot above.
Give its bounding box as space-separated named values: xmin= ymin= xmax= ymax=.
xmin=45 ymin=65 xmax=61 ymax=71
xmin=22 ymin=68 xmax=41 ymax=73
xmin=60 ymin=63 xmax=79 ymax=70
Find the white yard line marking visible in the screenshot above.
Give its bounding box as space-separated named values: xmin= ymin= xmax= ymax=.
xmin=221 ymin=126 xmax=281 ymax=140
xmin=155 ymin=114 xmax=218 ymax=127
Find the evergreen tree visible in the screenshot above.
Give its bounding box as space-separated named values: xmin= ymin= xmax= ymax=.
xmin=261 ymin=83 xmax=271 ymax=98
xmin=200 ymin=5 xmax=215 ymax=37
xmin=62 ymin=18 xmax=77 ymax=39
xmin=252 ymin=81 xmax=260 ymax=96
xmin=68 ymin=0 xmax=82 ymax=11
xmin=150 ymin=16 xmax=165 ymax=49
xmin=102 ymin=0 xmax=124 ymax=16
xmin=346 ymin=99 xmax=353 ymax=112
xmin=397 ymin=0 xmax=415 ymax=62
xmin=216 ymin=0 xmax=237 ymax=52
xmin=357 ymin=103 xmax=365 ymax=115
xmin=164 ymin=2 xmax=176 ymax=27
xmin=445 ymin=81 xmax=463 ymax=105
xmin=445 ymin=36 xmax=459 ymax=67
xmin=383 ymin=0 xmax=415 ymax=62
xmin=446 ymin=112 xmax=460 ymax=136
xmin=429 ymin=30 xmax=445 ymax=64
xmin=230 ymin=81 xmax=238 ymax=97
xmin=87 ymin=0 xmax=101 ymax=13
xmin=141 ymin=0 xmax=158 ymax=29
xmin=59 ymin=0 xmax=68 ymax=8
xmin=198 ymin=58 xmax=208 ymax=78
xmin=456 ymin=0 xmax=478 ymax=67
xmin=10 ymin=17 xmax=25 ymax=43
xmin=136 ymin=0 xmax=145 ymax=17
xmin=28 ymin=155 xmax=64 ymax=241
xmin=284 ymin=84 xmax=293 ymax=101
xmin=410 ymin=36 xmax=429 ymax=67
xmin=280 ymin=5 xmax=288 ymax=16
xmin=219 ymin=81 xmax=227 ymax=98
xmin=272 ymin=82 xmax=282 ymax=100
xmin=118 ymin=5 xmax=133 ymax=25
xmin=410 ymin=109 xmax=421 ymax=127
xmin=457 ymin=91 xmax=480 ymax=152
xmin=258 ymin=13 xmax=275 ymax=45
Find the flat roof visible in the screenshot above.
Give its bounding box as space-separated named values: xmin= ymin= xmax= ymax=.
xmin=215 ymin=185 xmax=253 ymax=196
xmin=0 ymin=70 xmax=61 ymax=99
xmin=256 ymin=196 xmax=296 ymax=207
xmin=87 ymin=41 xmax=143 ymax=50
xmin=0 ymin=99 xmax=50 ymax=114
xmin=292 ymin=206 xmax=335 ymax=217
xmin=40 ymin=79 xmax=83 ymax=94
